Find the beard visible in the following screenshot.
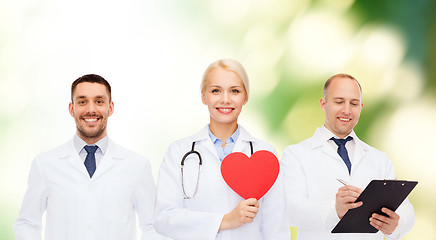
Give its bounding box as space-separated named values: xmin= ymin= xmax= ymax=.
xmin=74 ymin=113 xmax=108 ymax=142
xmin=77 ymin=124 xmax=106 ymax=140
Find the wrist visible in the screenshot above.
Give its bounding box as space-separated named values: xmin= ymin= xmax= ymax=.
xmin=219 ymin=214 xmax=230 ymax=231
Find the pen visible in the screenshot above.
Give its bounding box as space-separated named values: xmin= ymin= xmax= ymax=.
xmin=337 ymin=179 xmax=348 ymax=186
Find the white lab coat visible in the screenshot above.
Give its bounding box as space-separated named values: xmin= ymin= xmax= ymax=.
xmin=282 ymin=127 xmax=415 ymax=240
xmin=154 ymin=125 xmax=290 ymax=240
xmin=14 ymin=137 xmax=163 ymax=240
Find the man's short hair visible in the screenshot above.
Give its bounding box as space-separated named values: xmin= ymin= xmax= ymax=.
xmin=71 ymin=74 xmax=112 ymax=101
xmin=324 ymin=73 xmax=362 ymax=97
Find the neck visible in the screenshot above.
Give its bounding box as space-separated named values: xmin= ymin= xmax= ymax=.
xmin=78 ymin=132 xmax=107 ymax=145
xmin=323 ymin=124 xmax=351 ymax=139
xmin=209 ymin=120 xmax=238 ymax=144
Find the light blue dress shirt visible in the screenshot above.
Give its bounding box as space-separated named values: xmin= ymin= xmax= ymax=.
xmin=208 ymin=125 xmax=240 ymax=161
xmin=74 ymin=134 xmax=109 ymax=167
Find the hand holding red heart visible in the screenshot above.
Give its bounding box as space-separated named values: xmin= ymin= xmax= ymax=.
xmin=219 ymin=198 xmax=259 ymax=231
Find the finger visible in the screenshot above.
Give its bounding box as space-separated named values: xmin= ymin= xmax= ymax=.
xmin=382 ymin=208 xmax=399 ymax=220
xmin=337 ymin=196 xmax=360 ymax=205
xmin=338 ymin=201 xmax=362 ymax=210
xmin=246 ymin=205 xmax=259 ymax=214
xmin=371 ymin=213 xmax=390 ymax=224
xmin=244 ymin=216 xmax=254 ymax=223
xmin=245 ymin=198 xmax=258 ymax=205
xmin=246 ymin=211 xmax=256 ymax=219
xmin=341 ymin=195 xmax=359 ymax=202
xmin=246 ymin=198 xmax=257 ymax=202
xmin=369 ymin=217 xmax=393 ymax=234
xmin=349 ymin=201 xmax=363 ymax=209
xmin=337 ymin=189 xmax=361 ymax=199
xmin=339 ymin=185 xmax=362 ymax=193
xmin=369 ymin=217 xmax=383 ymax=230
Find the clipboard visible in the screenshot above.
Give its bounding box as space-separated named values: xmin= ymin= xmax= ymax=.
xmin=331 ymin=179 xmax=418 ymax=233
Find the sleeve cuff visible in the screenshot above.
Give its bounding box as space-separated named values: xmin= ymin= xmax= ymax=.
xmin=384 ymin=224 xmax=401 ymax=240
xmin=211 ymin=214 xmax=226 ymax=239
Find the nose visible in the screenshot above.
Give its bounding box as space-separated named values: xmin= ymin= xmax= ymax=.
xmin=221 ymin=92 xmax=230 ymax=103
xmin=342 ymin=103 xmax=351 ymax=115
xmin=86 ymin=102 xmax=97 ymax=113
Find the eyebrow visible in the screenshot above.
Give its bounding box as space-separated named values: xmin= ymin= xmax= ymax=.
xmin=332 ymin=97 xmax=360 ymax=101
xmin=75 ymin=95 xmax=107 ymax=99
xmin=209 ymin=85 xmax=243 ymax=88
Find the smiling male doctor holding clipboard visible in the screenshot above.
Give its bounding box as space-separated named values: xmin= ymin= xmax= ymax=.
xmin=282 ymin=74 xmax=415 ymax=240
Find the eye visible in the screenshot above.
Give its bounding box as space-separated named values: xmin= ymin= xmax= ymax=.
xmin=211 ymin=89 xmax=221 ymax=94
xmin=78 ymin=100 xmax=87 ymax=105
xmin=231 ymin=89 xmax=240 ymax=93
xmin=96 ymin=100 xmax=104 ymax=104
xmin=335 ymin=101 xmax=343 ymax=104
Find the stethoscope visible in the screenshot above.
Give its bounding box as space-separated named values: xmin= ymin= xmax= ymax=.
xmin=181 ymin=141 xmax=254 ymax=199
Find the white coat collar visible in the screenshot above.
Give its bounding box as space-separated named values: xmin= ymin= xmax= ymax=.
xmin=58 ymin=137 xmax=124 ymax=180
xmin=310 ymin=127 xmax=370 ymax=150
xmin=310 ymin=127 xmax=372 ymax=169
xmin=191 ymin=124 xmax=255 ymax=143
xmin=190 ymin=124 xmax=256 ymax=158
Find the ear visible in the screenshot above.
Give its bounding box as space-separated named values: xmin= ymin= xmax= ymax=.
xmin=108 ymin=101 xmax=114 ymax=117
xmin=68 ymin=102 xmax=74 ymax=117
xmin=243 ymin=95 xmax=248 ymax=105
xmin=320 ymin=98 xmax=326 ymax=111
xmin=201 ymin=90 xmax=206 ymax=105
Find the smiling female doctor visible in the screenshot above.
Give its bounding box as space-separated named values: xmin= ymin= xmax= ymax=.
xmin=154 ymin=59 xmax=290 ymax=240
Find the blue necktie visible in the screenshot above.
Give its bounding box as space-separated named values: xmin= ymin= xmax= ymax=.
xmin=84 ymin=145 xmax=98 ymax=178
xmin=330 ymin=136 xmax=353 ymax=174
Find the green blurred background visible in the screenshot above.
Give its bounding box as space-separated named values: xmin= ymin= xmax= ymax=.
xmin=1 ymin=0 xmax=435 ymax=239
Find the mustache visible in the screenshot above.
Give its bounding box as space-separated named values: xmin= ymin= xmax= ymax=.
xmin=81 ymin=114 xmax=103 ymax=118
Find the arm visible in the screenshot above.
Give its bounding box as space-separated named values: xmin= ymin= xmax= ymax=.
xmin=13 ymin=159 xmax=47 ymax=240
xmin=153 ymin=143 xmax=224 ymax=240
xmin=134 ymin=159 xmax=165 ymax=240
xmin=282 ymin=145 xmax=333 ymax=231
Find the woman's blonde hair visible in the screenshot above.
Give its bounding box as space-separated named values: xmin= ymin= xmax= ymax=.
xmin=201 ymin=58 xmax=249 ymax=98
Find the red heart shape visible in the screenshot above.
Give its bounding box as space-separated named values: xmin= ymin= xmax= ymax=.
xmin=221 ymin=150 xmax=279 ymax=200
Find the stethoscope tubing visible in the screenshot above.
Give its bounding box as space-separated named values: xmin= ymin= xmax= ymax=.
xmin=180 ymin=141 xmax=253 ymax=199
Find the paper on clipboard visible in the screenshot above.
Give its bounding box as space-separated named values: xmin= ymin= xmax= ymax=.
xmin=332 ymin=179 xmax=417 ymax=233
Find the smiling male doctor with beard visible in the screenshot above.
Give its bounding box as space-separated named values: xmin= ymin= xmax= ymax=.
xmin=14 ymin=74 xmax=163 ymax=240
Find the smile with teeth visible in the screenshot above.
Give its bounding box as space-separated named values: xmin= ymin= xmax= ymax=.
xmin=338 ymin=117 xmax=351 ymax=122
xmin=83 ymin=117 xmax=100 ymax=122
xmin=216 ymin=107 xmax=235 ymax=114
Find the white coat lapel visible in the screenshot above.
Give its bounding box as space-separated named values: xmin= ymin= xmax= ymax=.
xmin=351 ymin=136 xmax=369 ymax=170
xmin=63 ymin=140 xmax=91 ymax=178
xmin=311 ymin=128 xmax=340 ymax=160
xmin=233 ymin=126 xmax=253 ymax=156
xmin=91 ymin=140 xmax=118 ymax=180
xmin=193 ymin=125 xmax=220 ymax=162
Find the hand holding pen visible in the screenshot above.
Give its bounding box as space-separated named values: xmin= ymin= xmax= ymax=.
xmin=335 ymin=179 xmax=363 ymax=219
